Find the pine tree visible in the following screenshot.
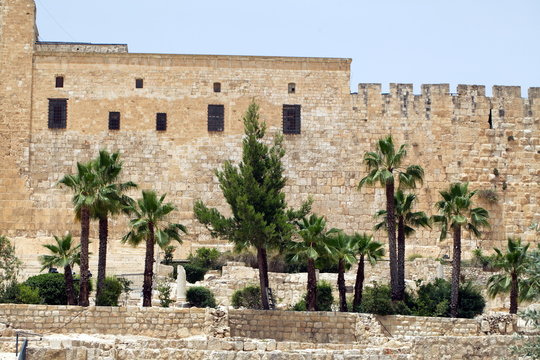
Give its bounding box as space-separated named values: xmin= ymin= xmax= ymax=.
xmin=194 ymin=102 xmax=310 ymax=309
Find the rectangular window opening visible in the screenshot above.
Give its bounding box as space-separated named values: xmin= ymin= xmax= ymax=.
xmin=282 ymin=104 xmax=301 ymax=134
xmin=48 ymin=99 xmax=67 ymax=129
xmin=55 ymin=76 xmax=64 ymax=88
xmin=213 ymin=82 xmax=221 ymax=93
xmin=156 ymin=113 xmax=167 ymax=131
xmin=135 ymin=78 xmax=144 ymax=89
xmin=208 ymin=104 xmax=224 ymax=132
xmin=108 ymin=112 xmax=120 ymax=130
xmin=288 ymin=82 xmax=296 ymax=94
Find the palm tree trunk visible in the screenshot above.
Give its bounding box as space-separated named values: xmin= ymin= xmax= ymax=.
xmin=510 ymin=272 xmax=518 ymax=314
xmin=96 ymin=215 xmax=108 ymax=305
xmin=78 ymin=206 xmax=90 ymax=307
xmin=142 ymin=223 xmax=155 ymax=307
xmin=337 ymin=258 xmax=347 ymax=312
xmin=385 ymin=181 xmax=398 ymax=300
xmin=397 ymin=215 xmax=406 ymax=301
xmin=353 ymin=255 xmax=365 ymax=311
xmin=256 ymin=247 xmax=270 ymax=310
xmin=307 ymin=258 xmax=317 ymax=311
xmin=64 ymin=264 xmax=75 ymax=306
xmin=450 ymin=225 xmax=461 ymax=318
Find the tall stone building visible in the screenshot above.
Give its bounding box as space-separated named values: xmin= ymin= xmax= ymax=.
xmin=0 ymin=0 xmax=538 ymax=275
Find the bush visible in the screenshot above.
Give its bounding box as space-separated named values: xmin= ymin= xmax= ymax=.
xmin=0 ymin=282 xmax=20 ymax=303
xmin=189 ymin=247 xmax=221 ymax=270
xmin=357 ymin=283 xmax=411 ymax=315
xmin=292 ymin=281 xmax=334 ymax=311
xmin=96 ymin=277 xmax=122 ymax=306
xmin=186 ymin=286 xmax=216 ymax=308
xmin=231 ymin=285 xmax=262 ymax=309
xmin=184 ymin=263 xmax=207 ymax=283
xmin=412 ymin=278 xmax=485 ymax=318
xmin=24 ymin=273 xmax=67 ymax=305
xmin=17 ymin=284 xmax=41 ymax=304
xmin=156 ymin=279 xmax=174 ymax=308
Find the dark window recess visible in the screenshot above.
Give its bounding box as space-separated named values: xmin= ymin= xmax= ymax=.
xmin=488 ymin=109 xmax=493 ymax=129
xmin=135 ymin=78 xmax=144 ymax=89
xmin=213 ymin=82 xmax=221 ymax=93
xmin=282 ymin=104 xmax=301 ymax=134
xmin=208 ymin=105 xmax=224 ymax=132
xmin=108 ymin=112 xmax=120 ymax=130
xmin=288 ymin=82 xmax=296 ymax=94
xmin=55 ymin=76 xmax=64 ymax=88
xmin=156 ymin=113 xmax=167 ymax=131
xmin=48 ymin=99 xmax=67 ymax=129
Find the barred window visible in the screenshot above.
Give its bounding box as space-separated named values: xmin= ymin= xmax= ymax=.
xmin=156 ymin=113 xmax=167 ymax=131
xmin=48 ymin=99 xmax=67 ymax=129
xmin=108 ymin=112 xmax=120 ymax=130
xmin=135 ymin=78 xmax=143 ymax=89
xmin=282 ymin=104 xmax=301 ymax=134
xmin=55 ymin=76 xmax=64 ymax=88
xmin=288 ymin=82 xmax=296 ymax=94
xmin=208 ymin=105 xmax=224 ymax=132
xmin=213 ymin=82 xmax=221 ymax=93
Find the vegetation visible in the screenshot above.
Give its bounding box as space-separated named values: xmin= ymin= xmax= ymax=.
xmin=186 ymin=286 xmax=217 ymax=308
xmin=290 ymin=214 xmax=337 ymax=311
xmin=432 ymin=182 xmax=489 ymax=317
xmin=293 ymin=281 xmax=334 ymax=312
xmin=24 ymin=273 xmax=69 ymax=305
xmin=156 ymin=278 xmax=174 ymax=307
xmin=349 ymin=233 xmax=384 ymax=312
xmin=513 ymin=309 xmax=540 ymax=358
xmin=38 ymin=234 xmax=80 ymax=305
xmin=194 ymin=102 xmax=310 ymax=310
xmin=358 ymin=135 xmax=424 ymax=300
xmin=188 ymin=247 xmax=221 ymax=270
xmin=95 ymin=277 xmax=122 ymax=306
xmin=184 ymin=263 xmax=207 ymax=284
xmin=0 ymin=236 xmax=22 ymax=298
xmin=117 ymin=277 xmax=133 ymax=306
xmin=231 ymin=285 xmax=262 ymax=309
xmin=374 ymin=190 xmax=429 ymax=300
xmin=326 ymin=232 xmax=356 ymax=312
xmin=90 ymin=150 xmax=136 ymax=307
xmin=487 ymin=237 xmax=530 ymax=314
xmin=358 ymin=283 xmax=410 ymax=315
xmin=123 ymin=190 xmax=187 ymax=307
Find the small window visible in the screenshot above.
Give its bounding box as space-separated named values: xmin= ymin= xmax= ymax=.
xmin=135 ymin=78 xmax=144 ymax=89
xmin=282 ymin=104 xmax=301 ymax=134
xmin=213 ymin=82 xmax=221 ymax=93
xmin=48 ymin=99 xmax=67 ymax=129
xmin=208 ymin=105 xmax=224 ymax=132
xmin=288 ymin=83 xmax=296 ymax=94
xmin=156 ymin=113 xmax=167 ymax=131
xmin=55 ymin=76 xmax=64 ymax=88
xmin=108 ymin=112 xmax=120 ymax=130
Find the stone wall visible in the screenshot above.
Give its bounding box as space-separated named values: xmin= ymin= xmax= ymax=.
xmin=1 ymin=0 xmax=539 ymax=278
xmin=0 ymin=304 xmax=207 ymax=338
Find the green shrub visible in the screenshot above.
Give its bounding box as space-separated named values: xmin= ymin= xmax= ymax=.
xmin=164 ymin=245 xmax=176 ymax=265
xmin=24 ymin=273 xmax=67 ymax=305
xmin=96 ymin=277 xmax=122 ymax=306
xmin=292 ymin=281 xmax=334 ymax=311
xmin=358 ymin=283 xmax=411 ymax=315
xmin=407 ymin=254 xmax=423 ymax=261
xmin=17 ymin=284 xmax=41 ymax=304
xmin=231 ymin=285 xmax=262 ymax=309
xmin=189 ymin=247 xmax=221 ymax=270
xmin=184 ymin=263 xmax=207 ymax=283
xmin=156 ymin=279 xmax=174 ymax=308
xmin=186 ymin=286 xmax=216 ymax=308
xmin=0 ymin=282 xmax=20 ymax=303
xmin=412 ymin=278 xmax=485 ymax=318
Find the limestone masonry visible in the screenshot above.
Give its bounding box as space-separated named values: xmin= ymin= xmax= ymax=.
xmin=0 ymin=0 xmax=539 ymax=276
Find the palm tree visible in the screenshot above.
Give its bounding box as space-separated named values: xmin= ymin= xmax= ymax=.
xmin=432 ymin=182 xmax=489 ymax=317
xmin=487 ymin=237 xmax=530 ymax=314
xmin=122 ymin=190 xmax=187 ymax=307
xmin=374 ymin=190 xmax=430 ymax=300
xmin=59 ymin=161 xmax=99 ymax=307
xmin=91 ymin=150 xmax=136 ymax=304
xmin=290 ymin=214 xmax=338 ymax=311
xmin=358 ymin=135 xmax=424 ymax=300
xmin=38 ymin=234 xmax=81 ymax=305
xmin=350 ymin=233 xmax=384 ymax=311
xmin=326 ymin=232 xmax=356 ymax=312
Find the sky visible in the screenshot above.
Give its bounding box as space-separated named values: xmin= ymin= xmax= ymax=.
xmin=35 ymin=0 xmax=540 ymax=96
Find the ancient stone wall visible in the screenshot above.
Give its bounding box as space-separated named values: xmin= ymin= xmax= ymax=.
xmin=0 ymin=0 xmax=539 ymax=278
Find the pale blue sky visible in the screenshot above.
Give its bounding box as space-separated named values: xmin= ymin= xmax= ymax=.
xmin=35 ymin=0 xmax=540 ymax=95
